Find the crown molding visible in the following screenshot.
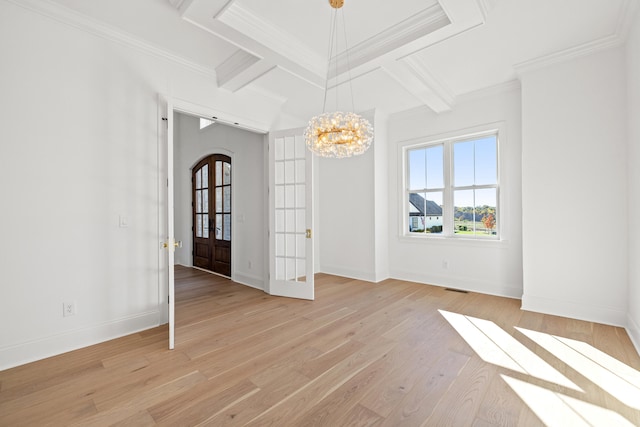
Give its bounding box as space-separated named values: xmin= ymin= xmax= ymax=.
xmin=331 ymin=4 xmax=450 ymax=78
xmin=7 ymin=0 xmax=217 ymax=78
xmin=218 ymin=2 xmax=325 ymax=77
xmin=514 ymin=34 xmax=622 ymax=75
xmin=515 ymin=0 xmax=637 ymax=75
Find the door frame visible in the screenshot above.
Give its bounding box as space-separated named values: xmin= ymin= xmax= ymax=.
xmin=159 ymin=95 xmax=268 ymax=349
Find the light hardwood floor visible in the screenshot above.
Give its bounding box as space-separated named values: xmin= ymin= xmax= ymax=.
xmin=1 ymin=266 xmax=639 ymax=426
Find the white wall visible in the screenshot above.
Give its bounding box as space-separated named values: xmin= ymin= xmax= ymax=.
xmin=373 ymin=110 xmax=390 ymax=282
xmin=627 ymin=9 xmax=640 ymax=351
xmin=317 ymin=111 xmax=384 ymax=282
xmin=173 ymin=114 xmax=265 ymax=289
xmin=520 ymin=47 xmax=628 ymax=326
xmin=0 ymin=0 xmax=278 ymax=370
xmin=387 ymin=84 xmax=523 ymax=298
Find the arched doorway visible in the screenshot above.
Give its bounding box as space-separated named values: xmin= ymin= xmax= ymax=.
xmin=192 ymin=154 xmax=231 ymax=277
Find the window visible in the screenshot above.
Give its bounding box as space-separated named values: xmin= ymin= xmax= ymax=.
xmin=200 ymin=118 xmax=215 ymax=130
xmin=405 ymin=131 xmax=499 ymax=239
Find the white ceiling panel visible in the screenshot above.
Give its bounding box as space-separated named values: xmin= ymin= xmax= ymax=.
xmin=44 ymin=0 xmax=639 ymax=126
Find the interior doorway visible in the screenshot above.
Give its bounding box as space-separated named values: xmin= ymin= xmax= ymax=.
xmin=192 ymin=154 xmax=232 ymax=277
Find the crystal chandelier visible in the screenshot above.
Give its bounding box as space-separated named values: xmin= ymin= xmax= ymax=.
xmin=304 ymin=0 xmax=374 ymax=158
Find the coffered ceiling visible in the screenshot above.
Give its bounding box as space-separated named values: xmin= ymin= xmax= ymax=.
xmin=45 ymin=0 xmax=639 ymax=125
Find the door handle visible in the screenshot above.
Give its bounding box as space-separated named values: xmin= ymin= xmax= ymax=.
xmin=306 ymin=229 xmax=312 ymax=239
xmin=162 ymin=240 xmax=182 ymax=249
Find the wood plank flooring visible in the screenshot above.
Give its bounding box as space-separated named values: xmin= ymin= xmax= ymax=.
xmin=1 ymin=266 xmax=640 ymax=426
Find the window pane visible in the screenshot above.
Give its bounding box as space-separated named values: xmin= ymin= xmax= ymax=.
xmin=216 ymin=187 xmax=222 ymax=213
xmin=295 ymin=184 xmax=305 ymax=208
xmin=196 ymin=190 xmax=202 ymax=213
xmin=285 ymin=185 xmax=295 ymax=209
xmin=426 ymin=145 xmax=444 ymax=189
xmin=275 ymin=210 xmax=284 ymax=232
xmin=408 ymin=148 xmax=426 ymax=190
xmin=202 ymin=189 xmax=208 ymax=213
xmin=202 ymin=164 xmax=208 ymax=188
xmin=285 ymin=209 xmax=295 ymax=233
xmin=223 ymin=214 xmax=231 ymax=241
xmin=275 ymin=162 xmax=284 ymax=185
xmin=285 ymin=160 xmax=294 ymax=184
xmin=284 ymin=136 xmax=295 ymax=159
xmin=295 ymin=135 xmax=305 ymax=158
xmin=216 ymin=161 xmax=222 ymax=186
xmin=296 ymin=208 xmax=305 ymax=232
xmin=454 ymin=141 xmax=474 ymax=187
xmin=196 ymin=168 xmax=202 ymax=190
xmin=408 ymin=192 xmax=425 ymax=233
xmin=296 ymin=234 xmax=306 ymax=258
xmin=286 ymin=234 xmax=295 ymax=257
xmin=215 ymin=214 xmax=223 ymax=239
xmin=476 ymin=188 xmax=497 ymax=237
xmin=475 ymin=136 xmax=497 ymax=185
xmin=296 ymin=259 xmax=306 ymax=282
xmin=408 ymin=192 xmax=442 ymax=233
xmin=275 ymin=185 xmax=284 ymax=209
xmin=203 ymin=214 xmax=209 ymax=238
xmin=295 ymin=159 xmax=305 ymax=184
xmin=276 ymin=257 xmax=285 ymax=280
xmin=286 ymin=258 xmax=295 ymax=280
xmin=276 ymin=234 xmax=285 ymax=257
xmin=275 ymin=138 xmax=284 ymax=161
xmin=223 ymin=162 xmax=231 ymax=185
xmin=454 ymin=189 xmax=476 ymax=235
xmin=196 ymin=214 xmax=202 ymax=238
xmin=223 ymin=186 xmax=231 ymax=213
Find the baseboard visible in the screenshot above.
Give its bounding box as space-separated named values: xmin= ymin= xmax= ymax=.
xmin=522 ymin=294 xmax=627 ymax=327
xmin=233 ymin=272 xmax=264 ymax=291
xmin=319 ymin=265 xmax=378 ymax=283
xmin=627 ymin=314 xmax=640 ymax=357
xmin=389 ymin=269 xmax=522 ymax=299
xmin=0 ymin=310 xmax=161 ymax=371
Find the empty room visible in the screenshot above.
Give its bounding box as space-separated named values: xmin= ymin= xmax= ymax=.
xmin=1 ymin=0 xmax=640 ymax=425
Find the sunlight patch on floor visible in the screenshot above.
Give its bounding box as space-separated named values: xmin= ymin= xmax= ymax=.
xmin=502 ymin=375 xmax=635 ymax=427
xmin=439 ymin=310 xmax=580 ymax=390
xmin=516 ymin=327 xmax=640 ymax=411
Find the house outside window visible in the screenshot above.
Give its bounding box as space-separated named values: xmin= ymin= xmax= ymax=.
xmin=404 ymin=129 xmax=500 ymax=239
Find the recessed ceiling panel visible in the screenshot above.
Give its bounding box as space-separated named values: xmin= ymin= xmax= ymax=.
xmin=231 ymin=0 xmax=439 ymax=58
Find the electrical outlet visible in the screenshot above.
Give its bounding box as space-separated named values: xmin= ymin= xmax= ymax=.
xmin=248 ymin=261 xmax=252 ymax=269
xmin=442 ymin=260 xmax=449 ymax=269
xmin=63 ymin=301 xmax=76 ymax=317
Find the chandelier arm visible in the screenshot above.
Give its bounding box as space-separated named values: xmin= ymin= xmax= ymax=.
xmin=340 ymin=7 xmax=356 ymax=113
xmin=322 ymin=9 xmax=337 ymax=114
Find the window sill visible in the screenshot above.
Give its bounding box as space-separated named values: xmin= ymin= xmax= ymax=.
xmin=398 ymin=234 xmax=510 ymax=249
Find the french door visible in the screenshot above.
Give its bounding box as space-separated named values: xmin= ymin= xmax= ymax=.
xmin=268 ymin=129 xmax=314 ymax=300
xmin=192 ymin=154 xmax=232 ymax=277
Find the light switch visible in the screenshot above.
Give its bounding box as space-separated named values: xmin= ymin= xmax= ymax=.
xmin=119 ymin=215 xmax=129 ymax=228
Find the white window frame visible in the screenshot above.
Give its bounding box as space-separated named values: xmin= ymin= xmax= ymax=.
xmin=400 ymin=123 xmax=504 ymax=241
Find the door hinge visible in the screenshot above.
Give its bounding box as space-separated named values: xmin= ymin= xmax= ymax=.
xmin=167 ymin=295 xmax=169 ymax=304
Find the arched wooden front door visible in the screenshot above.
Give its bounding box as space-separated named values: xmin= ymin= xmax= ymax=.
xmin=192 ymin=154 xmax=231 ymax=277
